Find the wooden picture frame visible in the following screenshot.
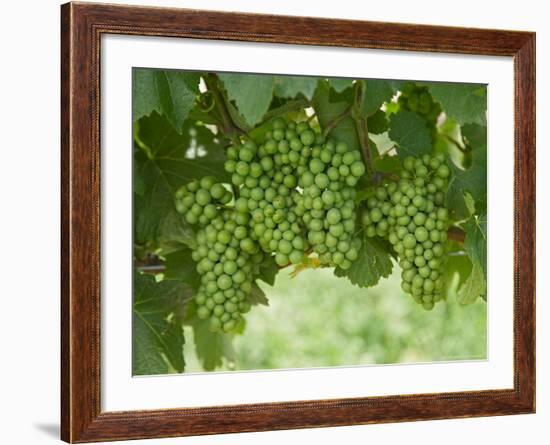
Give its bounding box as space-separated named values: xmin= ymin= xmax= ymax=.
xmin=61 ymin=2 xmax=536 ymax=442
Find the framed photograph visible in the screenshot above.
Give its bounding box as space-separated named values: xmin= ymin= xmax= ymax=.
xmin=61 ymin=2 xmax=535 ymax=442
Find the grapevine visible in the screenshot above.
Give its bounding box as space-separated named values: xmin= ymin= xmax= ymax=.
xmin=132 ymin=71 xmax=487 ymax=374
xmin=225 ymin=118 xmax=364 ymax=269
xmin=362 ymin=154 xmax=450 ymax=309
xmin=175 ymin=117 xmax=365 ymax=331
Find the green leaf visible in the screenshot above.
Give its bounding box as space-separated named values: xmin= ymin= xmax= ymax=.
xmin=187 ymin=101 xmax=224 ymax=126
xmin=157 ymin=210 xmax=196 ymax=254
xmin=132 ymin=274 xmax=192 ymax=375
xmin=191 ymin=318 xmax=236 ymax=371
xmin=425 ymin=82 xmax=487 ymax=126
xmin=369 ymin=132 xmax=394 ymax=155
xmin=447 ymin=124 xmax=487 ymax=218
xmin=464 ymin=212 xmax=487 ymax=280
xmin=134 ymin=112 xmax=228 ymax=243
xmin=367 ymin=109 xmax=389 ymax=134
xmin=457 ymin=261 xmax=486 ymax=304
xmin=257 ymin=255 xmax=278 ymax=286
xmin=328 ymin=113 xmax=360 ymax=152
xmin=463 ymin=192 xmax=477 ymax=216
xmin=362 ymin=80 xmax=394 ymax=116
xmin=218 ymin=73 xmax=274 ymax=126
xmin=462 ymin=122 xmax=487 ymax=152
xmin=441 ymin=254 xmax=473 ymax=299
xmin=334 ymin=236 xmax=393 ymax=288
xmin=163 ymin=248 xmax=201 ymax=289
xmin=384 ymin=101 xmax=400 ymax=116
xmin=313 ymin=80 xmax=359 ymax=152
xmin=274 ymin=75 xmax=319 ymax=100
xmin=387 ymin=79 xmax=408 ymax=91
xmin=222 ymin=95 xmax=255 ymax=133
xmin=133 ymin=68 xmax=200 ymax=133
xmin=388 ymin=111 xmax=432 ymax=158
xmin=259 ymin=98 xmax=310 ymax=126
xmin=373 ymin=155 xmax=400 ymax=173
xmin=329 ymin=78 xmax=354 ymax=93
xmin=313 ymin=80 xmax=348 ymax=125
xmin=249 ymin=281 xmax=269 ymax=306
xmin=445 ymin=185 xmax=469 ymax=221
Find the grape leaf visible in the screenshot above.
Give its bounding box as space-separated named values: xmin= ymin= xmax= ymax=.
xmin=384 ymin=101 xmax=401 ymax=116
xmin=367 ymin=109 xmax=389 ymax=134
xmin=163 ymin=247 xmax=201 ymax=290
xmin=329 ymin=78 xmax=354 ymax=93
xmin=329 ymin=114 xmax=360 ymax=152
xmin=261 ymin=99 xmax=310 ymax=125
xmin=222 ymin=94 xmax=255 ymax=133
xmin=441 ymin=254 xmax=473 ymax=299
xmin=462 ymin=122 xmax=487 ymax=151
xmin=425 ymin=82 xmax=487 ymax=126
xmin=387 ymin=79 xmax=408 ymax=91
xmin=134 ymin=112 xmax=228 ymax=242
xmin=257 ymin=255 xmax=278 ymax=286
xmin=274 ymin=75 xmax=319 ymax=100
xmin=133 ymin=274 xmax=192 ymax=375
xmin=249 ymin=281 xmax=269 ymax=306
xmin=133 ymin=318 xmax=170 ymax=375
xmin=447 ymin=124 xmax=487 ymax=218
xmin=334 ymin=236 xmax=393 ymax=288
xmin=191 ymin=318 xmax=236 ymax=371
xmin=373 ymin=155 xmax=401 ymax=173
xmin=388 ymin=111 xmax=432 ymax=158
xmin=464 ymin=212 xmax=487 ymax=280
xmin=445 ymin=187 xmax=470 ymax=221
xmin=187 ymin=100 xmax=224 ymax=126
xmin=362 ymin=79 xmax=394 ymax=116
xmin=133 ymin=68 xmax=200 ymax=133
xmin=369 ymin=132 xmax=394 ymax=155
xmin=313 ymin=80 xmax=360 ymax=152
xmin=157 ymin=210 xmax=196 ymax=253
xmin=313 ymin=80 xmax=349 ymax=124
xmin=218 ymin=73 xmax=274 ymax=126
xmin=457 ymin=261 xmax=486 ymax=304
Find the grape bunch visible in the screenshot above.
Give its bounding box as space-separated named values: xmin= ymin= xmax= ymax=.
xmin=296 ymin=140 xmax=364 ymax=270
xmin=361 ymin=154 xmax=450 ymax=310
xmin=191 ymin=211 xmax=264 ymax=333
xmin=174 ymin=176 xmax=232 ymax=226
xmin=224 ymin=117 xmax=365 ymax=269
xmin=174 ymin=117 xmax=367 ymax=331
xmin=175 ymin=177 xmax=258 ymax=332
xmin=225 ymin=133 xmax=308 ymax=267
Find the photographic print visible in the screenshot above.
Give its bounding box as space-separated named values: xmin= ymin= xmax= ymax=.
xmin=61 ymin=4 xmax=535 ymax=440
xmin=132 ymin=70 xmax=487 ymax=376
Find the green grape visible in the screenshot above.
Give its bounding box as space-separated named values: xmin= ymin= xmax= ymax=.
xmin=181 ymin=116 xmax=372 ymax=332
xmin=174 ymin=176 xmax=233 ymax=225
xmin=189 ymin=210 xmax=263 ymax=333
xmin=221 ymin=117 xmax=366 ymax=270
xmin=361 ymin=154 xmax=451 ymax=309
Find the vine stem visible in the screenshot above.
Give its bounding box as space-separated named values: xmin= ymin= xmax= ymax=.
xmin=322 ymin=108 xmax=351 ymax=137
xmin=447 ymin=226 xmax=466 ymax=244
xmin=350 ymin=82 xmax=374 ymax=175
xmin=356 ymin=114 xmax=372 ymax=173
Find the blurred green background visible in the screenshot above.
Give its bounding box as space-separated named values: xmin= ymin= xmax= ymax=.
xmin=184 ymin=264 xmax=487 ymax=372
